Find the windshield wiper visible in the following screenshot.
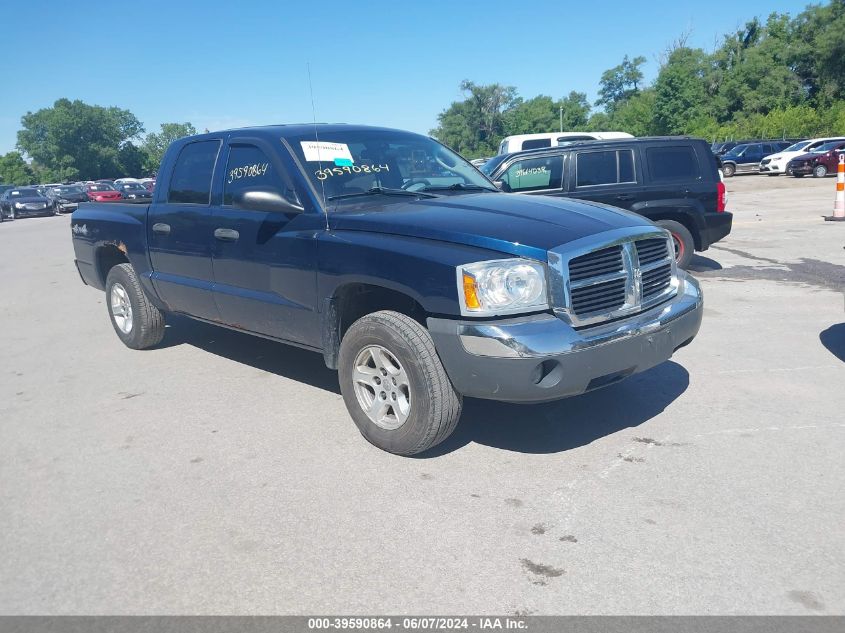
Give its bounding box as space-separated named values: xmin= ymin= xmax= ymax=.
xmin=327 ymin=186 xmax=438 ymax=201
xmin=419 ymin=183 xmax=498 ymax=192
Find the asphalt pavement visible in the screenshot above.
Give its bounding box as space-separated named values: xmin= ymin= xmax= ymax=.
xmin=1 ymin=174 xmax=843 ymax=615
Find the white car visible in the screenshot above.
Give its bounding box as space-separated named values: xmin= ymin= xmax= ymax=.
xmin=760 ymin=137 xmax=845 ymax=175
xmin=497 ymin=131 xmax=633 ymax=155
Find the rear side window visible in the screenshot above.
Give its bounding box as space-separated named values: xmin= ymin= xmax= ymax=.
xmin=499 ymin=156 xmax=562 ymax=192
xmin=576 ymin=150 xmax=636 ymax=187
xmin=168 ymin=140 xmax=221 ymax=204
xmin=646 ymin=146 xmax=700 ymax=182
xmin=521 ymin=138 xmax=551 ymax=150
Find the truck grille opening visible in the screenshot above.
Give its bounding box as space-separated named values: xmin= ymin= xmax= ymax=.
xmin=560 ymin=233 xmax=677 ymax=326
xmin=635 ymin=239 xmax=669 ymax=266
xmin=642 ymin=262 xmax=673 ymax=299
xmin=571 ymin=277 xmax=627 ymax=314
xmin=568 ymin=246 xmax=623 ymax=282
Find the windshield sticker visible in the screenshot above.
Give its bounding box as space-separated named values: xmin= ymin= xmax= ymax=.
xmin=315 ymin=164 xmax=389 ymax=181
xmin=227 ymin=162 xmax=269 ymax=184
xmin=300 ymin=141 xmax=354 ymax=163
xmin=334 ymin=158 xmax=354 ymax=167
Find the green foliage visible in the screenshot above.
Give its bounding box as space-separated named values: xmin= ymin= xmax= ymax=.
xmin=596 ymin=55 xmax=646 ymax=113
xmin=17 ymin=99 xmax=144 ymax=180
xmin=0 ymin=151 xmax=35 ymax=185
xmin=432 ymin=2 xmax=845 ymax=153
xmin=430 ymin=80 xmax=519 ymax=158
xmin=141 ymin=122 xmax=197 ymax=174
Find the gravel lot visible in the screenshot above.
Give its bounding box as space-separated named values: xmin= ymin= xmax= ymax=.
xmin=1 ymin=174 xmax=843 ymax=615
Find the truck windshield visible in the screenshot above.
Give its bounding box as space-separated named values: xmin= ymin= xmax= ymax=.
xmin=285 ymin=129 xmax=497 ymax=203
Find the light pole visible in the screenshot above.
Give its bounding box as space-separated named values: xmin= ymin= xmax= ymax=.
xmin=559 ymin=106 xmax=563 ymax=133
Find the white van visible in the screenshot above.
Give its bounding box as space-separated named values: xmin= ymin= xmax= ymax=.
xmin=497 ymin=131 xmax=633 ymax=155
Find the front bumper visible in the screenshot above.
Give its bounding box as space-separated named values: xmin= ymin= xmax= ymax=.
xmin=428 ymin=273 xmax=703 ymax=403
xmin=759 ymin=162 xmax=782 ymax=173
xmin=56 ymin=202 xmax=79 ymax=213
xmin=787 ymin=162 xmax=813 ymax=175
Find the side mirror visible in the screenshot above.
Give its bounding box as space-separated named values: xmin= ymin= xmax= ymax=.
xmin=493 ymin=180 xmax=509 ymax=192
xmin=234 ymin=189 xmax=304 ymax=214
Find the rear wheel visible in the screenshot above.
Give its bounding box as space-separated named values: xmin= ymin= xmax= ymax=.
xmin=722 ymin=163 xmax=736 ymax=177
xmin=338 ymin=310 xmax=462 ymax=455
xmin=655 ymin=219 xmax=694 ymax=269
xmin=813 ymin=164 xmax=828 ymax=178
xmin=105 ymin=263 xmax=166 ymax=349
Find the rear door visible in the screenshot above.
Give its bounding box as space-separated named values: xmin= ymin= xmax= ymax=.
xmin=147 ymin=139 xmax=222 ymax=320
xmin=563 ymin=146 xmax=644 ymax=209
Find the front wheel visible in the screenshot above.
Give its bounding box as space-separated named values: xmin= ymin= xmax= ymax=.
xmin=105 ymin=263 xmax=166 ymax=349
xmin=722 ymin=163 xmax=736 ymax=177
xmin=813 ymin=164 xmax=828 ymax=178
xmin=338 ymin=310 xmax=462 ymax=455
xmin=655 ymin=219 xmax=695 ymax=269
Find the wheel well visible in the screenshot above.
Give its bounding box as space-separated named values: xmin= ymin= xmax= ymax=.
xmin=322 ymin=283 xmax=428 ymax=369
xmin=335 ymin=283 xmax=427 ymax=339
xmin=96 ymin=245 xmax=130 ymax=287
xmin=649 ymin=213 xmax=701 ymax=251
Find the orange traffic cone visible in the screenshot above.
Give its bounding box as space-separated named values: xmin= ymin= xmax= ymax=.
xmin=825 ymin=153 xmax=845 ymax=221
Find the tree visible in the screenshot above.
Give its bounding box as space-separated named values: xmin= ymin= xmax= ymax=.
xmin=596 ymin=55 xmax=646 ymax=113
xmin=430 ymin=81 xmax=518 ymax=157
xmin=141 ymin=122 xmax=197 ymax=174
xmin=653 ymin=48 xmax=712 ymax=134
xmin=557 ymin=91 xmax=591 ymax=130
xmin=16 ymin=99 xmax=144 ymax=180
xmin=0 ymin=151 xmax=34 ymax=184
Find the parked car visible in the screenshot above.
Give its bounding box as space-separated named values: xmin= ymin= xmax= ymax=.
xmin=114 ymin=181 xmax=153 ymax=202
xmin=0 ymin=187 xmax=56 ymax=219
xmin=481 ymin=137 xmax=731 ymax=268
xmin=85 ymin=183 xmax=123 ymax=202
xmin=141 ymin=179 xmax=156 ymax=192
xmin=720 ymin=141 xmax=792 ymax=176
xmin=46 ymin=185 xmax=90 ymax=214
xmin=70 ymin=124 xmax=703 ymax=455
xmin=760 ymin=137 xmax=845 ymax=176
xmin=498 ymin=132 xmax=633 ymax=154
xmin=786 ymin=140 xmax=845 ymax=178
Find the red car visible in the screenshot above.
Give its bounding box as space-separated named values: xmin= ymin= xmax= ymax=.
xmin=787 ymin=140 xmax=845 ymax=178
xmin=85 ymin=183 xmax=123 ymax=202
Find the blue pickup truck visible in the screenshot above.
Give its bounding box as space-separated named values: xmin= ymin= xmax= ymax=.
xmin=71 ymin=125 xmax=703 ymax=455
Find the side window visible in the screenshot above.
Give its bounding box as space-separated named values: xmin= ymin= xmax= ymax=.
xmin=646 ymin=146 xmax=700 ymax=182
xmin=500 ymin=156 xmax=561 ymax=192
xmin=576 ymin=150 xmax=635 ymax=187
xmin=521 ymin=138 xmax=551 ymax=151
xmin=223 ymin=144 xmax=297 ymax=206
xmin=168 ymin=140 xmax=220 ymax=204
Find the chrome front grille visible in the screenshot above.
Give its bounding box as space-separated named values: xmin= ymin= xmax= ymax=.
xmin=550 ymin=227 xmax=679 ymax=328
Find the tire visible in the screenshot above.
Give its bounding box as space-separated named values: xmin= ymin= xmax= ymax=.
xmin=722 ymin=163 xmax=736 ymax=177
xmin=813 ymin=164 xmax=828 ymax=178
xmin=655 ymin=219 xmax=694 ymax=269
xmin=338 ymin=310 xmax=462 ymax=455
xmin=104 ymin=263 xmax=166 ymax=349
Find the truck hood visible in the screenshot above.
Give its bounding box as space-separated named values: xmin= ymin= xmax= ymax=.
xmin=328 ymin=192 xmax=649 ymax=259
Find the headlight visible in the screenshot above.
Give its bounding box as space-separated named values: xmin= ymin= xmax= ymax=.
xmin=14 ymin=202 xmax=24 ymax=208
xmin=457 ymin=258 xmax=549 ymax=316
xmin=128 ymin=194 xmax=136 ymax=198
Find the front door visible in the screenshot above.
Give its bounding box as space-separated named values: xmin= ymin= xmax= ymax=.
xmin=147 ymin=139 xmax=221 ymax=320
xmin=210 ymin=138 xmax=320 ymax=347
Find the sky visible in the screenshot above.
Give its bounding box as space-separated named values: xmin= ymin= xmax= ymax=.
xmin=0 ymin=0 xmax=809 ymax=156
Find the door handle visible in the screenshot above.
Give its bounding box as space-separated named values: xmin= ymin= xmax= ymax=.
xmin=214 ymin=228 xmax=240 ymax=242
xmin=615 ymin=194 xmax=634 ymax=201
xmin=152 ymin=223 xmax=171 ymax=235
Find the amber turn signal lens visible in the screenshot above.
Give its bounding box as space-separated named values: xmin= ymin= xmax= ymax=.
xmin=463 ymin=272 xmax=481 ymax=310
